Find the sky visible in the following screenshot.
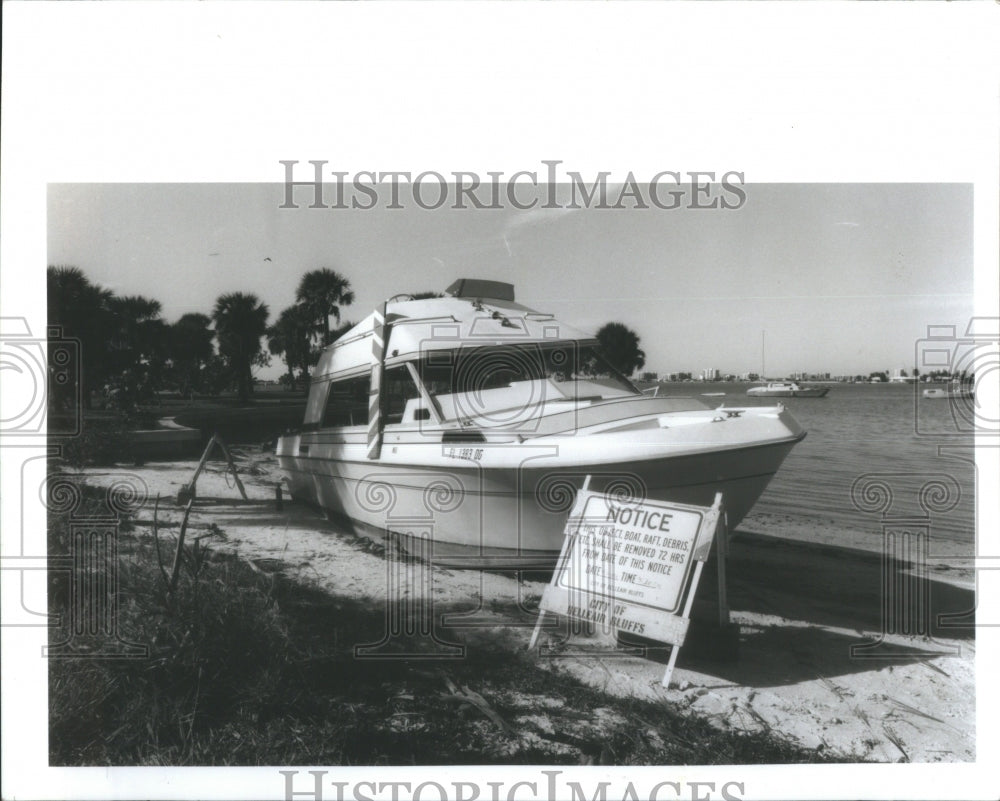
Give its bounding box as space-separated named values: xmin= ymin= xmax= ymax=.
xmin=47 ymin=182 xmax=973 ymax=380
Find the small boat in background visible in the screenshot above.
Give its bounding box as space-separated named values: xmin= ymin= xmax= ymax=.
xmin=747 ymin=381 xmax=829 ymax=398
xmin=922 ymin=384 xmax=974 ymax=400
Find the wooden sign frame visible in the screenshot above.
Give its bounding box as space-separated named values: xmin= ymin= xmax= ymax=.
xmin=529 ymin=477 xmax=725 ymax=688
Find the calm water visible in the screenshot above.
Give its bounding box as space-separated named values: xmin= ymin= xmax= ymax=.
xmin=659 ymin=382 xmax=976 ymax=546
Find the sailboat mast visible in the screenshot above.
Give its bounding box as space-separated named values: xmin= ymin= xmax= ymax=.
xmin=761 ymin=330 xmax=766 ymax=380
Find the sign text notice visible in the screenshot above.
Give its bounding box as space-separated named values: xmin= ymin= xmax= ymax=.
xmin=539 ymin=491 xmax=718 ymax=646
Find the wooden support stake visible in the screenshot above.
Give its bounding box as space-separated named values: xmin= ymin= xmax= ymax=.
xmin=178 ymin=434 xmax=216 ymax=503
xmin=179 ymin=433 xmax=248 ymax=503
xmin=215 ymin=435 xmax=248 ymax=500
xmin=169 ymin=498 xmax=195 ymax=594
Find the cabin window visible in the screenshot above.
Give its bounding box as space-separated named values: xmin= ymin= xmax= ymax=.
xmin=415 ymin=343 xmax=638 ymax=416
xmin=418 ymin=347 xmax=544 ymax=397
xmin=323 ymin=372 xmax=371 ymax=427
xmin=382 ymin=364 xmax=421 ymax=425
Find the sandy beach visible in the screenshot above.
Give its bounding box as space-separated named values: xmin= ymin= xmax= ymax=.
xmin=74 ymin=445 xmax=975 ymax=764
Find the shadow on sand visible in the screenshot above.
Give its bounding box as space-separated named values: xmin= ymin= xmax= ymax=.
xmin=720 ymin=530 xmax=975 ymax=641
xmin=148 ymin=496 xmax=975 ymax=690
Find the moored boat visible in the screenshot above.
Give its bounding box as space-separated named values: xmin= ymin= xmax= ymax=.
xmin=277 ymin=280 xmax=806 ymax=568
xmin=746 ymin=381 xmax=829 ymax=398
xmin=922 ymin=384 xmax=974 ymax=400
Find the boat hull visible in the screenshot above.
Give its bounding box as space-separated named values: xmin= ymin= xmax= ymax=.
xmin=277 ymin=431 xmax=804 ymax=569
xmin=922 ymin=387 xmax=974 ymax=400
xmin=747 ymin=387 xmax=829 ymax=398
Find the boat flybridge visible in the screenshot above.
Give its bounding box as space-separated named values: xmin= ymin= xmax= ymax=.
xmin=277 ymin=279 xmax=806 ymax=568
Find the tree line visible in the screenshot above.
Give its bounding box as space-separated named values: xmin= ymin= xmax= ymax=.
xmin=48 ymin=265 xmax=649 ymax=415
xmin=47 ymin=266 xmax=356 ymax=411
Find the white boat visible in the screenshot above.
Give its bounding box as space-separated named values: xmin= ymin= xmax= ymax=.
xmin=746 ymin=382 xmax=829 ymax=399
xmin=277 ymin=280 xmax=806 ymax=568
xmin=922 ymin=384 xmax=974 ymax=400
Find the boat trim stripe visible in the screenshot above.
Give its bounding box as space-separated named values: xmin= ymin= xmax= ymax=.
xmin=280 ymin=463 xmax=782 ymax=499
xmin=288 ymin=430 xmax=807 ymax=463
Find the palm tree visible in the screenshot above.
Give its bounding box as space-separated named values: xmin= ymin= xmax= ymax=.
xmin=295 ymin=269 xmax=355 ymax=346
xmin=212 ymin=292 xmax=270 ymax=402
xmin=170 ymin=313 xmax=214 ymax=362
xmin=595 ymin=322 xmax=646 ymax=377
xmin=105 ymin=294 xmax=168 ymax=406
xmin=168 ymin=313 xmax=214 ymax=397
xmin=47 ymin=266 xmax=116 ymax=408
xmin=107 ymin=295 xmax=165 ymax=370
xmin=267 ymin=305 xmax=313 ymax=388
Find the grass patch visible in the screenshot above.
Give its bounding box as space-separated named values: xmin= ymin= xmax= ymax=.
xmin=49 ymin=476 xmax=861 ymax=766
xmin=55 ymin=414 xmax=139 ymax=467
xmin=170 ymin=403 xmax=305 ymax=445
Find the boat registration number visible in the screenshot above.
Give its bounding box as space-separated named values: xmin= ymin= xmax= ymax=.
xmin=445 ymin=447 xmax=483 ymax=461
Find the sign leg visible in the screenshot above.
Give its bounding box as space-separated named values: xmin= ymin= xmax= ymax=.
xmin=528 ymin=611 xmax=546 ymax=650
xmin=717 ymin=511 xmax=730 ymax=626
xmin=661 ymin=645 xmax=680 ymax=688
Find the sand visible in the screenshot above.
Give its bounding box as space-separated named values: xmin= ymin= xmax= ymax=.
xmin=77 ymin=448 xmax=975 ymax=763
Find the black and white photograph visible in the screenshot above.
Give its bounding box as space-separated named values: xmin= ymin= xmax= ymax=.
xmin=2 ymin=5 xmax=998 ymax=801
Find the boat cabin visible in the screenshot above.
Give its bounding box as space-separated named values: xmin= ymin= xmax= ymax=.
xmin=300 ymin=280 xmax=640 ymax=434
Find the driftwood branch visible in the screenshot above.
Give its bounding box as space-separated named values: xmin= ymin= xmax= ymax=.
xmin=439 ymin=677 xmax=514 ymax=735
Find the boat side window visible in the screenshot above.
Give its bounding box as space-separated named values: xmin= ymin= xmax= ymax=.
xmin=382 ymin=364 xmax=421 ymax=425
xmin=323 ymin=372 xmax=371 ymax=427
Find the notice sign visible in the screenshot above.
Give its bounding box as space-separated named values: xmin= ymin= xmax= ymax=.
xmin=537 ymin=490 xmax=721 ymax=648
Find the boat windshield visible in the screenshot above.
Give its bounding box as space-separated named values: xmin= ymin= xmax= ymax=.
xmin=416 ymin=342 xmax=639 ymax=420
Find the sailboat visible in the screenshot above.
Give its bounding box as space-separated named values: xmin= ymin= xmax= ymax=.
xmin=746 ymin=330 xmax=828 ymax=398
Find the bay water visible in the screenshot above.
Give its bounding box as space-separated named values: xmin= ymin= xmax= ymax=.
xmin=658 ymin=381 xmax=976 ymax=554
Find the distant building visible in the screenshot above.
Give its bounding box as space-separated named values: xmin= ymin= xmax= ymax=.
xmin=700 ymin=367 xmax=719 ymax=381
